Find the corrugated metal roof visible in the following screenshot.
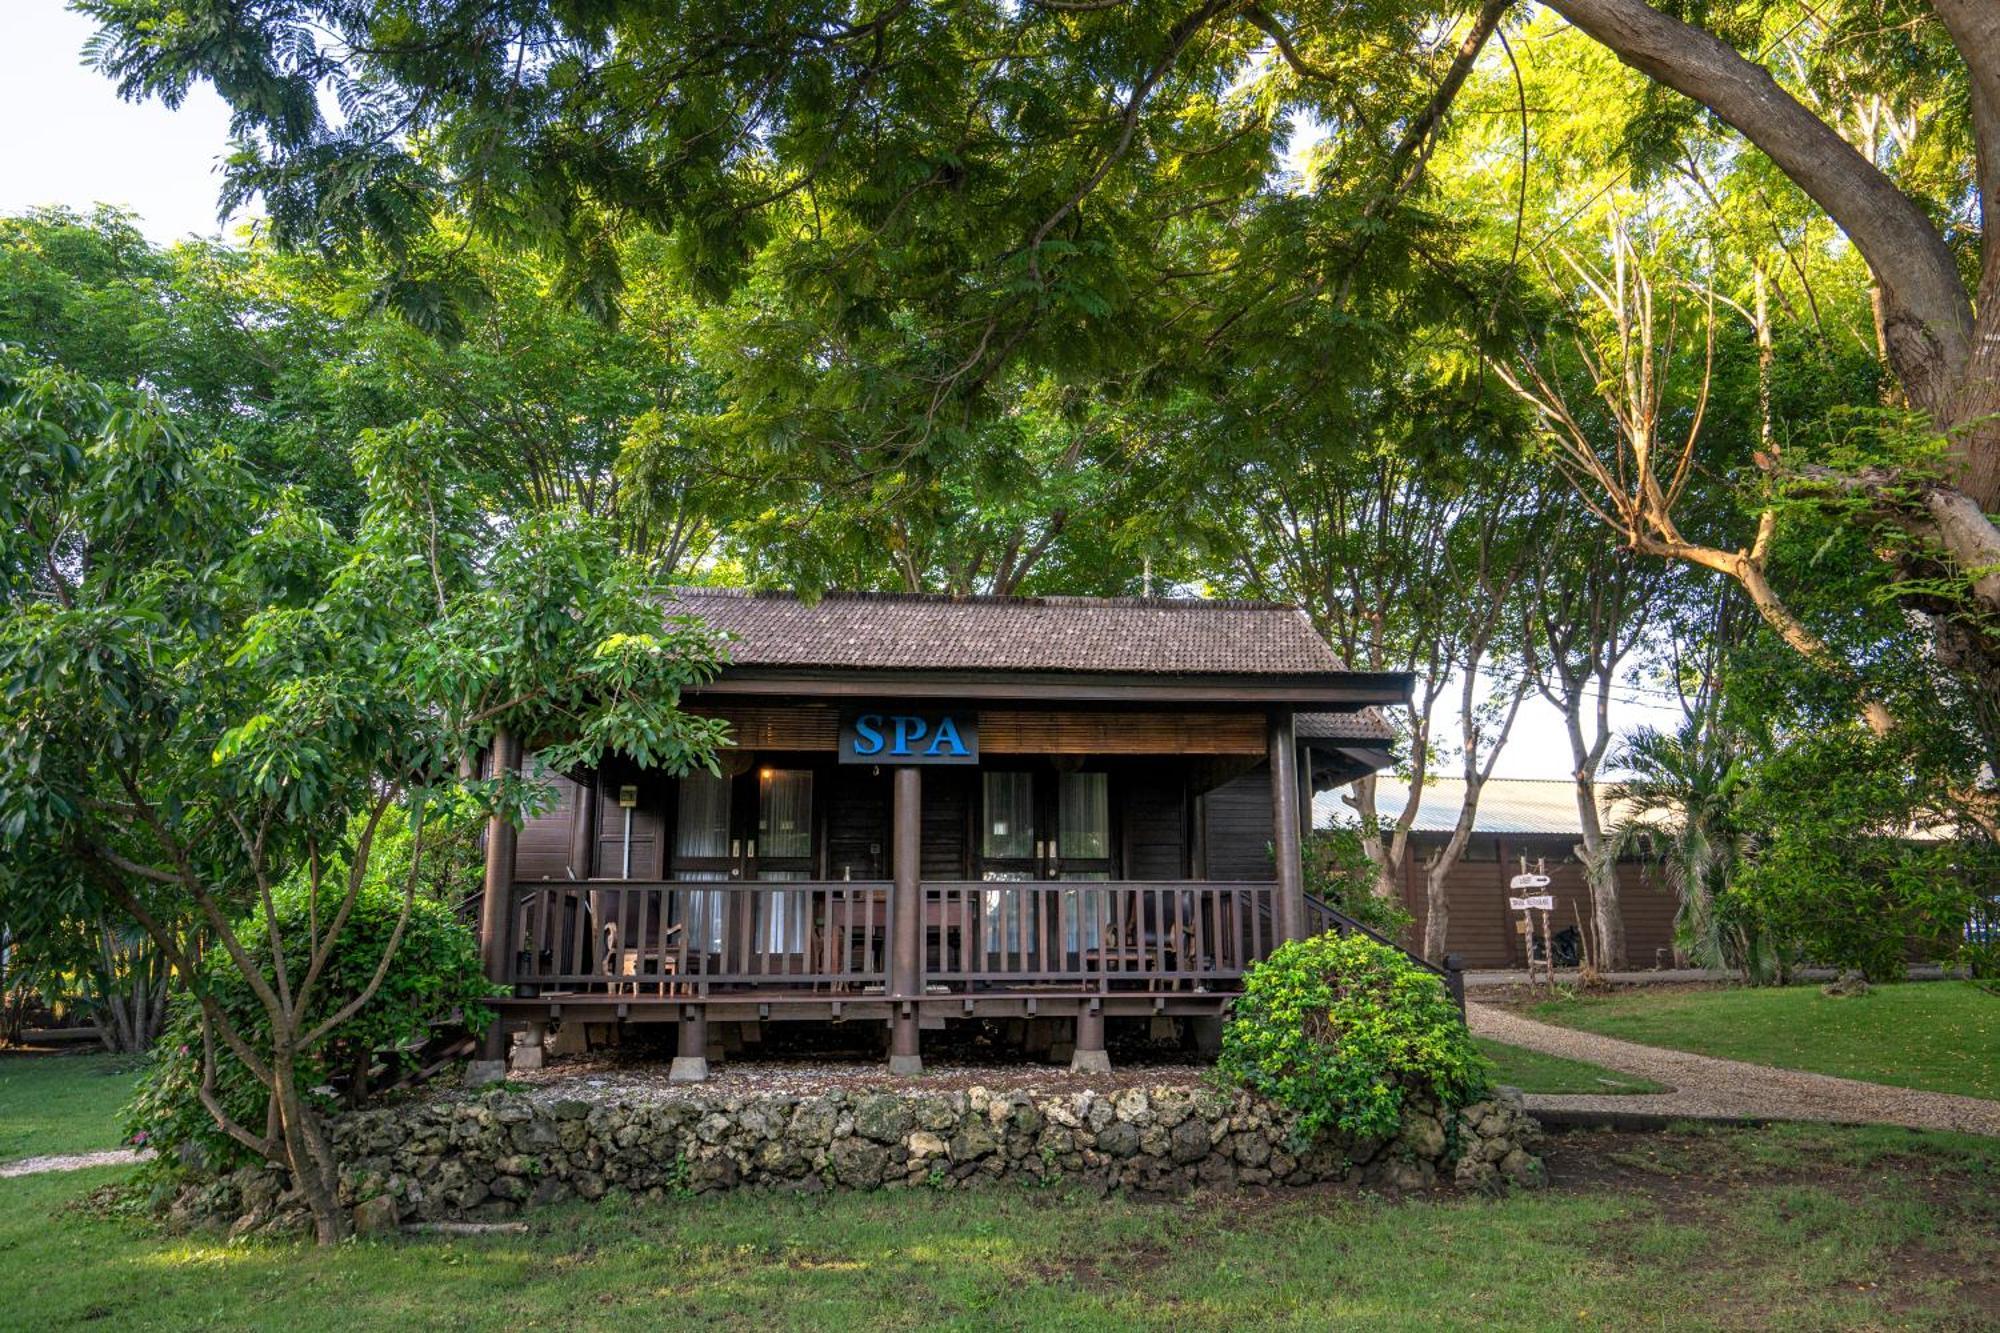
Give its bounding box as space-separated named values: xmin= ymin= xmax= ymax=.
xmin=1314 ymin=776 xmax=1653 ymax=836
xmin=664 ymin=587 xmax=1353 ymax=677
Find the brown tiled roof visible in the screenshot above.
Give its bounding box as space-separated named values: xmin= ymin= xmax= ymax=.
xmin=664 ymin=588 xmax=1350 ymax=676
xmin=1296 ymin=708 xmax=1395 ymax=742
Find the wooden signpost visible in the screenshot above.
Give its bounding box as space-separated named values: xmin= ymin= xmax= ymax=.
xmin=1510 ymin=860 xmax=1554 ymax=988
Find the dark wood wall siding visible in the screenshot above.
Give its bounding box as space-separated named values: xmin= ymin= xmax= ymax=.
xmin=1122 ymin=767 xmax=1190 ymax=879
xmin=918 ymin=768 xmax=973 ymax=879
xmin=516 ymin=765 xmax=589 ymax=882
xmin=509 ymin=749 xmax=1253 ymax=886
xmin=590 ymin=758 xmax=669 ymax=880
xmin=1200 ymin=766 xmax=1275 ymax=882
xmin=826 ymin=769 xmax=890 ymax=881
xmin=1396 ymin=834 xmax=1679 ymax=967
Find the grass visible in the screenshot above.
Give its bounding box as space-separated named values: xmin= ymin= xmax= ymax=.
xmin=0 ymin=1051 xmax=143 ymax=1161
xmin=0 ymin=1051 xmax=1996 ymax=1328
xmin=1476 ymin=1039 xmax=1663 ymax=1096
xmin=1525 ymin=981 xmax=2000 ymax=1101
xmin=0 ymin=1124 xmax=1994 ymax=1330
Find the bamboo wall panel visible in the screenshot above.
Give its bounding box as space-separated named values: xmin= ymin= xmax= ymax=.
xmin=979 ymin=710 xmax=1263 ymax=755
xmin=698 ymin=705 xmax=841 ymax=751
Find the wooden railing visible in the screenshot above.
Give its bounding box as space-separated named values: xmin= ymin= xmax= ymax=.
xmin=925 ymin=881 xmax=1274 ymax=989
xmin=505 ymin=880 xmax=1278 ymax=997
xmin=507 ymin=882 xmax=892 ymax=995
xmin=1302 ymin=893 xmax=1464 ymax=1011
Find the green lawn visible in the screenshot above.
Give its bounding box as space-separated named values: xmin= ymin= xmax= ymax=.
xmin=0 ymin=1051 xmax=1996 ymax=1327
xmin=1477 ymin=1039 xmax=1663 ymax=1096
xmin=1 ymin=1124 xmax=1995 ymax=1330
xmin=0 ymin=1051 xmax=143 ymax=1162
xmin=1525 ymin=981 xmax=2000 ymax=1101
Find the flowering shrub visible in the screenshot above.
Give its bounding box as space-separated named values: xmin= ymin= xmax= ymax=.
xmin=124 ymin=881 xmax=496 ymax=1172
xmin=1219 ymin=931 xmax=1485 ymax=1142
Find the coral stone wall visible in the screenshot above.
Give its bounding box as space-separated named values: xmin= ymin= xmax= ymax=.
xmin=175 ymin=1082 xmax=1543 ymax=1234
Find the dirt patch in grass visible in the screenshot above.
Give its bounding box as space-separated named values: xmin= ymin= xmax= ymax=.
xmin=1474 ymin=980 xmax=1735 ymax=1008
xmin=1032 ymin=1239 xmax=1174 ymax=1291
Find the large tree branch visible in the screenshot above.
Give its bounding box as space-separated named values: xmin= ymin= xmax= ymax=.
xmin=1541 ymin=0 xmax=1972 ymax=412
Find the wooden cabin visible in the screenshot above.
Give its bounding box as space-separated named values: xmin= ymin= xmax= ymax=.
xmin=477 ymin=589 xmax=1417 ymax=1079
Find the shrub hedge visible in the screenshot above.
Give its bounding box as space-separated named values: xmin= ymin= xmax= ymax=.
xmin=1219 ymin=931 xmax=1485 ymax=1142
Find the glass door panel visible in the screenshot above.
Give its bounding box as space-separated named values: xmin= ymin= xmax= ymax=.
xmin=671 ymin=769 xmax=733 ymax=951
xmin=981 ymin=772 xmax=1036 ymax=861
xmin=753 ymin=768 xmax=814 ymax=951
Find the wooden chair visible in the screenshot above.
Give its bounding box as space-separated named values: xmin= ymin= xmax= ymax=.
xmin=602 ymin=920 xmax=684 ymax=996
xmin=1084 ymin=898 xmax=1204 ymax=990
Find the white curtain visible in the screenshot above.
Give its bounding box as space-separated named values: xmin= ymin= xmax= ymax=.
xmin=982 ymin=771 xmax=1035 ymax=859
xmin=1058 ymin=772 xmax=1109 ymax=859
xmin=758 ymin=769 xmax=813 ymax=860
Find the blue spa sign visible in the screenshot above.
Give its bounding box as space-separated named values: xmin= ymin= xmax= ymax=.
xmin=838 ymin=708 xmax=979 ymax=765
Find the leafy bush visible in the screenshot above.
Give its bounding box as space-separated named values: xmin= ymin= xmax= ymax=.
xmin=1219 ymin=931 xmax=1486 ymax=1142
xmin=125 ymin=881 xmax=497 ymax=1170
xmin=1737 ymin=728 xmax=1992 ymax=980
xmin=1303 ymin=827 xmax=1413 ymax=942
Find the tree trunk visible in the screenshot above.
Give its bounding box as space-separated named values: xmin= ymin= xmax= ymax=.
xmin=272 ymin=1049 xmax=347 ymax=1244
xmin=1573 ymin=780 xmax=1624 ymax=971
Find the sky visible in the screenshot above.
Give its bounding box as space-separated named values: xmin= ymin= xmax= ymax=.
xmin=2 ymin=2 xmax=245 ymax=243
xmin=2 ymin=2 xmax=1689 ymax=779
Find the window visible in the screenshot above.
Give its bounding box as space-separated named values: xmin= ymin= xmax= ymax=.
xmin=758 ymin=769 xmax=813 ymax=861
xmin=982 ymin=772 xmax=1036 ymax=860
xmin=674 ymin=770 xmax=731 ymax=860
xmin=1058 ymin=772 xmax=1109 ymax=860
xmin=672 ymin=770 xmax=732 ymax=951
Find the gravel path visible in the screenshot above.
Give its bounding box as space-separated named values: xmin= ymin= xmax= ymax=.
xmin=0 ymin=1148 xmax=147 ymax=1178
xmin=1470 ymin=1002 xmax=2000 ymax=1136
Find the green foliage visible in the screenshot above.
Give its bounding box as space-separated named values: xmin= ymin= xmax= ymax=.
xmin=1737 ymin=727 xmax=1995 ymax=980
xmin=1302 ymin=828 xmax=1412 ymax=941
xmin=1219 ymin=932 xmax=1485 ymax=1143
xmin=1602 ymin=716 xmax=1781 ymax=980
xmin=124 ymin=879 xmax=497 ymax=1172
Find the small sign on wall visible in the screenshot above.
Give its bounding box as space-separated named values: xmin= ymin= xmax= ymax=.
xmin=838 ymin=709 xmax=979 ymax=765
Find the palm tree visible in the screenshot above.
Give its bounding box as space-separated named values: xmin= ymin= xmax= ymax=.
xmin=1599 ymin=718 xmax=1772 ymax=980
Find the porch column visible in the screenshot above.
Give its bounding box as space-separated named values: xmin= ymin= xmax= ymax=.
xmin=1269 ymin=712 xmax=1306 ymax=943
xmin=888 ymin=765 xmax=924 ymax=1075
xmin=477 ymin=728 xmax=521 ymax=1062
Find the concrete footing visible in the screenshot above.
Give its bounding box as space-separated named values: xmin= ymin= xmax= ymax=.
xmin=1070 ymin=1007 xmax=1109 ymax=1074
xmin=667 ymin=1055 xmax=709 ymax=1084
xmin=1068 ymin=1047 xmax=1112 ymax=1074
xmin=463 ymin=1059 xmax=507 ymax=1088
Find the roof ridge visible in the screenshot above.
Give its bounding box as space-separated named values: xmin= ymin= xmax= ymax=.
xmin=663 ymin=585 xmax=1301 ymax=612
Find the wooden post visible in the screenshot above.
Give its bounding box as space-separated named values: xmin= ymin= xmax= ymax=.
xmin=670 ymin=1005 xmax=708 ymax=1083
xmin=1444 ymin=953 xmax=1466 ymax=1016
xmin=888 ymin=765 xmax=923 ymax=1074
xmin=1071 ymin=1002 xmax=1109 ymax=1074
xmin=476 ymin=729 xmax=521 ymax=1063
xmin=1268 ymin=712 xmax=1306 ymax=942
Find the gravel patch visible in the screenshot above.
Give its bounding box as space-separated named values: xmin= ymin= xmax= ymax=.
xmin=1470 ymin=1002 xmax=2000 ymax=1137
xmin=0 ymin=1148 xmax=148 ymax=1178
xmin=504 ymin=1054 xmax=1216 ymax=1106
